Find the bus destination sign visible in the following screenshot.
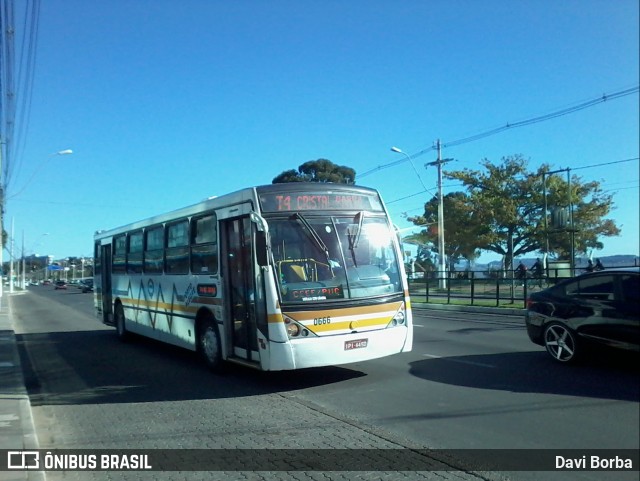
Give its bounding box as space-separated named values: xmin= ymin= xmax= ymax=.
xmin=259 ymin=191 xmax=383 ymax=213
xmin=285 ymin=285 xmax=345 ymax=302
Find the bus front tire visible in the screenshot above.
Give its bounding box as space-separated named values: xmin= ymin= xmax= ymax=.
xmin=199 ymin=319 xmax=223 ymax=372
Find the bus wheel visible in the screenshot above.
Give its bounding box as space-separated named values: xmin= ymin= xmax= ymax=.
xmin=114 ymin=303 xmax=129 ymax=341
xmin=199 ymin=319 xmax=223 ymax=372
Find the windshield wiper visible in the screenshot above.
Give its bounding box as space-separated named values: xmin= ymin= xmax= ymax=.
xmin=347 ymin=212 xmax=365 ymax=267
xmin=292 ymin=213 xmax=333 ymax=274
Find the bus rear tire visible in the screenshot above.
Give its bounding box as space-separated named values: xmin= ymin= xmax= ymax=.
xmin=114 ymin=303 xmax=130 ymax=341
xmin=199 ymin=319 xmax=224 ymax=373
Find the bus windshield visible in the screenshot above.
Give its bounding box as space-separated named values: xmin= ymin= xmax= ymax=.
xmin=268 ymin=214 xmax=402 ymax=303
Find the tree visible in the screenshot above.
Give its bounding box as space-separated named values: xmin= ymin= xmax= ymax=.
xmin=272 ymin=159 xmax=356 ymax=184
xmin=438 ymin=155 xmax=620 ymax=266
xmin=545 ymin=175 xmax=620 ymax=258
xmin=407 ymin=192 xmax=488 ymax=268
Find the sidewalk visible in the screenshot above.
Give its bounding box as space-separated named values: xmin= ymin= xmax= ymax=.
xmin=0 ymin=292 xmax=44 ymax=481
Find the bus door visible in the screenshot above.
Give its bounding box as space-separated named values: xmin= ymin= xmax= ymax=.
xmin=100 ymin=243 xmax=113 ymax=324
xmin=221 ymin=216 xmax=260 ymax=364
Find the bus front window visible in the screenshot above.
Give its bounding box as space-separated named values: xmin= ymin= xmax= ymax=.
xmin=268 ymin=215 xmax=401 ymax=303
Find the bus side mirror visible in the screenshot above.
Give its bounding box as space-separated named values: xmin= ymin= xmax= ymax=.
xmin=255 ymin=231 xmax=268 ymax=267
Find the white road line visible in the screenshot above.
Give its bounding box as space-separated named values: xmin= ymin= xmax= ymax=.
xmin=423 ymin=353 xmax=495 ymax=368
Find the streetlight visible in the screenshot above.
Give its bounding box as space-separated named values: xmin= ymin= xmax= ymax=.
xmin=390 ymin=147 xmax=429 ymax=193
xmin=0 ymin=149 xmax=71 ymax=302
xmin=391 ymin=144 xmax=452 ymax=288
xmin=21 ymin=232 xmax=48 ymax=288
xmin=7 ymin=149 xmax=74 ymax=200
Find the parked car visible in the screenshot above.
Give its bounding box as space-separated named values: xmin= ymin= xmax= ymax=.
xmin=525 ymin=267 xmax=639 ymax=363
xmin=54 ymin=280 xmax=68 ymax=290
xmin=81 ymin=279 xmax=94 ymax=293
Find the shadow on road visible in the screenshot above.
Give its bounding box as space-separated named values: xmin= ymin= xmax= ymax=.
xmin=17 ymin=329 xmax=365 ymax=407
xmin=409 ymin=350 xmax=639 ymax=402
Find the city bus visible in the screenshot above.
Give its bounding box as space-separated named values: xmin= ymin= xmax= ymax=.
xmin=93 ymin=183 xmax=413 ymax=371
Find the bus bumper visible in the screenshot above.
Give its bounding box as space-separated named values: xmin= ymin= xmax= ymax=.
xmin=267 ymin=325 xmax=412 ymax=370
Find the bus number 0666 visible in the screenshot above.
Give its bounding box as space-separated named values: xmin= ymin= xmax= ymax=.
xmin=313 ymin=316 xmax=331 ymax=325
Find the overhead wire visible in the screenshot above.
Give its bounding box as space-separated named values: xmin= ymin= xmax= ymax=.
xmin=0 ymin=0 xmax=18 ymax=189
xmin=361 ymin=86 xmax=640 ymax=178
xmin=10 ymin=0 xmax=40 ymax=189
xmin=0 ymin=0 xmax=40 ymax=192
xmin=388 ymin=157 xmax=639 ymax=217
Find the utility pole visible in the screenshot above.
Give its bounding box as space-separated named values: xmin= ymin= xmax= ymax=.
xmin=0 ymin=148 xmax=4 ymax=307
xmin=0 ymin=185 xmax=3 ymax=308
xmin=567 ymin=168 xmax=575 ymax=277
xmin=426 ymin=140 xmax=454 ymax=289
xmin=544 ymin=167 xmax=576 ymax=276
xmin=9 ymin=217 xmax=14 ymax=293
xmin=21 ymin=230 xmax=25 ymax=289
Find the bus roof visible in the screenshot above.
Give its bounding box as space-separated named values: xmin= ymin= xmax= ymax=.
xmin=94 ymin=183 xmax=383 ymax=241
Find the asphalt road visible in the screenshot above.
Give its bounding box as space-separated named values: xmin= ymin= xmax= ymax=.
xmin=301 ymin=308 xmax=639 ymax=448
xmin=10 ymin=286 xmax=640 ymax=481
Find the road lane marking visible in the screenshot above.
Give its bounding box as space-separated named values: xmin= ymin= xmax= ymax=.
xmin=423 ymin=353 xmax=495 ymax=368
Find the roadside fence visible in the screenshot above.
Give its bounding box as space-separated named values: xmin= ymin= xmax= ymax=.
xmin=407 ymin=264 xmax=637 ymax=309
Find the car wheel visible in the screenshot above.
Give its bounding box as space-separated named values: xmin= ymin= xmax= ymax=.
xmin=544 ymin=322 xmax=579 ymax=363
xmin=114 ymin=303 xmax=130 ymax=341
xmin=199 ymin=318 xmax=224 ymax=372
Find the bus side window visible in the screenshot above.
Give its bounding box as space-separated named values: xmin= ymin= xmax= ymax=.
xmin=165 ymin=220 xmax=189 ymax=274
xmin=94 ymin=241 xmax=102 ymax=275
xmin=144 ymin=226 xmax=164 ymax=274
xmin=113 ymin=235 xmax=127 ymax=273
xmin=190 ymin=214 xmax=218 ymax=274
xmin=127 ymin=231 xmax=143 ymax=274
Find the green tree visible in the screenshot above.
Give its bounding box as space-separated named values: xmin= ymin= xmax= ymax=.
xmin=272 ymin=159 xmax=356 ymax=184
xmin=544 ymin=174 xmax=620 ymax=258
xmin=439 ymin=155 xmax=620 ymax=267
xmin=407 ymin=192 xmax=489 ymax=268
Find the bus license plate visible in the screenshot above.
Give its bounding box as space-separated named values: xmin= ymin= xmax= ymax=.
xmin=345 ymin=339 xmax=368 ymax=351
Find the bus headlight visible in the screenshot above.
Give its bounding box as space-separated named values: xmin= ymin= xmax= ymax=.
xmin=284 ymin=316 xmax=301 ymax=338
xmin=283 ymin=315 xmax=316 ymax=338
xmin=388 ymin=307 xmax=406 ymax=327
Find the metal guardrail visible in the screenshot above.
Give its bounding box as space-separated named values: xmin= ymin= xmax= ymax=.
xmin=407 ymin=265 xmax=637 ymax=308
xmin=409 ymin=274 xmax=538 ymax=309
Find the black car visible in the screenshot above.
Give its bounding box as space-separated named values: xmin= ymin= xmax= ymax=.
xmin=525 ymin=267 xmax=639 ymax=363
xmin=81 ymin=279 xmax=94 ymax=293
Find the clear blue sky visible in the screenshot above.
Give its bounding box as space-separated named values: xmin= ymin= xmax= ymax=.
xmin=3 ymin=0 xmax=639 ymax=264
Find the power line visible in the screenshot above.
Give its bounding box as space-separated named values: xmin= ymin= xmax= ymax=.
xmin=10 ymin=0 xmax=41 ymax=189
xmin=386 ymin=190 xmax=428 ymax=205
xmin=571 ymin=157 xmax=639 ymax=172
xmin=386 ymin=157 xmax=639 ymax=214
xmin=361 ymin=86 xmax=640 ymax=178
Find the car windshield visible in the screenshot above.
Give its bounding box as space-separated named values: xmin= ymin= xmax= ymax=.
xmin=268 ymin=214 xmax=402 ymax=303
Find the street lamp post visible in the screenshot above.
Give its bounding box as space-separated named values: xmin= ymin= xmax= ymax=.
xmin=391 ymin=144 xmax=452 ymax=289
xmin=0 ymin=149 xmax=72 ymax=299
xmin=390 ymin=147 xmax=429 ymax=192
xmin=21 ymin=232 xmax=48 ymax=288
xmin=7 ymin=149 xmax=73 ymax=200
xmin=543 ymin=167 xmax=576 ymax=276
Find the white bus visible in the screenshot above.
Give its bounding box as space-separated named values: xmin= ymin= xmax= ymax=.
xmin=94 ymin=183 xmax=412 ymax=371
